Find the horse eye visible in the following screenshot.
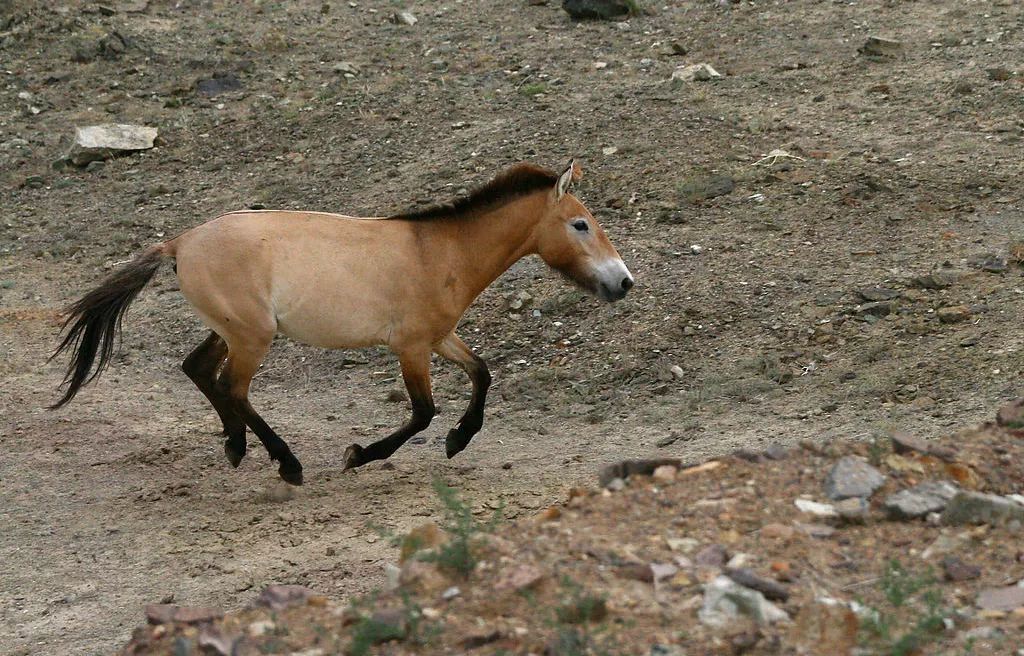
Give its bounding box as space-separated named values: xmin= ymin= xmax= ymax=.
xmin=572 ymin=219 xmax=589 ymax=232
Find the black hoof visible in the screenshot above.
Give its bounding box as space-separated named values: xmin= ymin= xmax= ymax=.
xmin=224 ymin=440 xmax=245 ymax=468
xmin=343 ymin=444 xmax=365 ymax=471
xmin=446 ymin=428 xmax=469 ymax=459
xmin=278 ymin=463 xmax=303 ymax=486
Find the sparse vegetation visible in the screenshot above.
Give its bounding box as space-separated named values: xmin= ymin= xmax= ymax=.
xmin=416 ymin=478 xmax=502 ymax=578
xmin=867 ymin=433 xmax=890 ymax=467
xmin=347 ymin=592 xmax=439 ymax=656
xmin=519 ymin=82 xmax=549 ymax=97
xmin=547 ymin=577 xmax=619 ymax=656
xmin=624 ymin=0 xmax=644 ymax=16
xmin=859 ymin=560 xmax=948 ymax=656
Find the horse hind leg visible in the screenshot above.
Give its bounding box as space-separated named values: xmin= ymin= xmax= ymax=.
xmin=181 ymin=331 xmax=247 ymax=467
xmin=216 ymin=339 xmax=304 ymax=485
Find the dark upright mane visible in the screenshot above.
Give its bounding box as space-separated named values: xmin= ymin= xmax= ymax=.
xmin=388 ymin=163 xmax=559 ymax=222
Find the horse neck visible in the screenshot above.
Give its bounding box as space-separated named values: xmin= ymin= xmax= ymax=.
xmin=444 ymin=193 xmax=546 ymax=308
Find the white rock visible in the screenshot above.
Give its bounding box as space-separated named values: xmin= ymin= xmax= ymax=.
xmin=67 ymin=124 xmax=158 ymax=166
xmin=248 ymin=620 xmax=275 ymax=637
xmin=671 ymin=63 xmax=722 ymax=82
xmin=393 ymin=11 xmax=417 ymax=25
xmin=332 ymin=61 xmax=359 ymax=75
xmin=794 ymin=498 xmax=838 ymax=517
xmin=699 ymin=575 xmax=790 ymax=627
xmin=667 ymin=537 xmax=699 ymax=553
xmin=726 ymin=553 xmax=751 ymax=569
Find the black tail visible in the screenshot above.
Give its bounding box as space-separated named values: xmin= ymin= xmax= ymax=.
xmin=50 ymin=246 xmax=165 ymax=409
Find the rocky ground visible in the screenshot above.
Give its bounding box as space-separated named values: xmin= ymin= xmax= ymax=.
xmin=121 ymin=403 xmax=1024 ymax=655
xmin=2 ymin=0 xmax=1024 ymax=653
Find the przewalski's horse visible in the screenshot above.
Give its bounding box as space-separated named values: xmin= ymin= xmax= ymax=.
xmin=51 ymin=160 xmax=634 ymax=485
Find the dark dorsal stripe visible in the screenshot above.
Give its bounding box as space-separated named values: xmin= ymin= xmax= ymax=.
xmin=388 ymin=163 xmax=558 ymax=222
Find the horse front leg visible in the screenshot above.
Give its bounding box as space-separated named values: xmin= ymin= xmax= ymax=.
xmin=434 ymin=333 xmax=491 ymax=458
xmin=343 ymin=348 xmax=434 ymax=470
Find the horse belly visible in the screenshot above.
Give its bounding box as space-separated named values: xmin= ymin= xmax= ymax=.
xmin=275 ymin=302 xmax=390 ymax=350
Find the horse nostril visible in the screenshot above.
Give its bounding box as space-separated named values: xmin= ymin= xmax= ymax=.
xmin=621 ymin=277 xmax=634 ymax=292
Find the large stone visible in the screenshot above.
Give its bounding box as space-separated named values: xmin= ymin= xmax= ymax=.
xmin=598 ymin=458 xmax=685 ymax=486
xmin=856 ymin=301 xmax=895 ymax=318
xmin=195 ymin=73 xmax=243 ymax=97
xmin=941 ymin=491 xmax=1024 ymax=527
xmin=890 ymin=432 xmax=956 ymax=461
xmin=724 ymin=568 xmax=790 ymax=602
xmin=794 ymin=499 xmax=837 ymax=518
xmin=859 ymin=36 xmax=903 ymax=58
xmin=857 ymin=287 xmax=901 ymax=301
xmin=698 ymin=575 xmax=790 ymax=627
xmin=911 ymin=271 xmax=957 ymax=290
xmin=976 ymin=585 xmax=1024 ymax=611
xmin=942 ymin=557 xmax=981 ymax=582
xmin=883 ymin=481 xmax=958 ymax=520
xmin=391 ymin=11 xmax=417 ymax=25
xmin=562 ymin=0 xmax=631 ymax=20
xmin=938 ymin=305 xmax=972 ymax=324
xmin=671 ymin=63 xmax=723 ymax=82
xmin=694 ymin=544 xmax=728 ymax=568
xmin=67 ymin=124 xmax=158 ymax=166
xmin=679 ymin=174 xmax=734 ymax=203
xmin=824 ymin=456 xmax=886 ymax=500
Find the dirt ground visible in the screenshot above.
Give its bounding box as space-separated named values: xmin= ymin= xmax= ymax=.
xmin=1 ymin=0 xmax=1022 ymax=653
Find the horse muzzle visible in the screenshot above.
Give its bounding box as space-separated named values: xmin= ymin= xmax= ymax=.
xmin=594 ymin=259 xmax=634 ymax=302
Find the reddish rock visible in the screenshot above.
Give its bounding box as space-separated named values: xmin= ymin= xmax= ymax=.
xmin=770 ymin=561 xmax=794 ymax=581
xmin=400 ymin=522 xmax=447 ymax=562
xmin=536 ymin=506 xmax=562 ymax=522
xmin=760 ymin=523 xmax=795 ymax=540
xmin=790 ymin=600 xmax=859 ymax=656
xmin=495 ymin=563 xmax=546 ymax=593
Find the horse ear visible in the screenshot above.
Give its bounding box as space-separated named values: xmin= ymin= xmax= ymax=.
xmin=556 ymin=159 xmax=580 ymax=200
